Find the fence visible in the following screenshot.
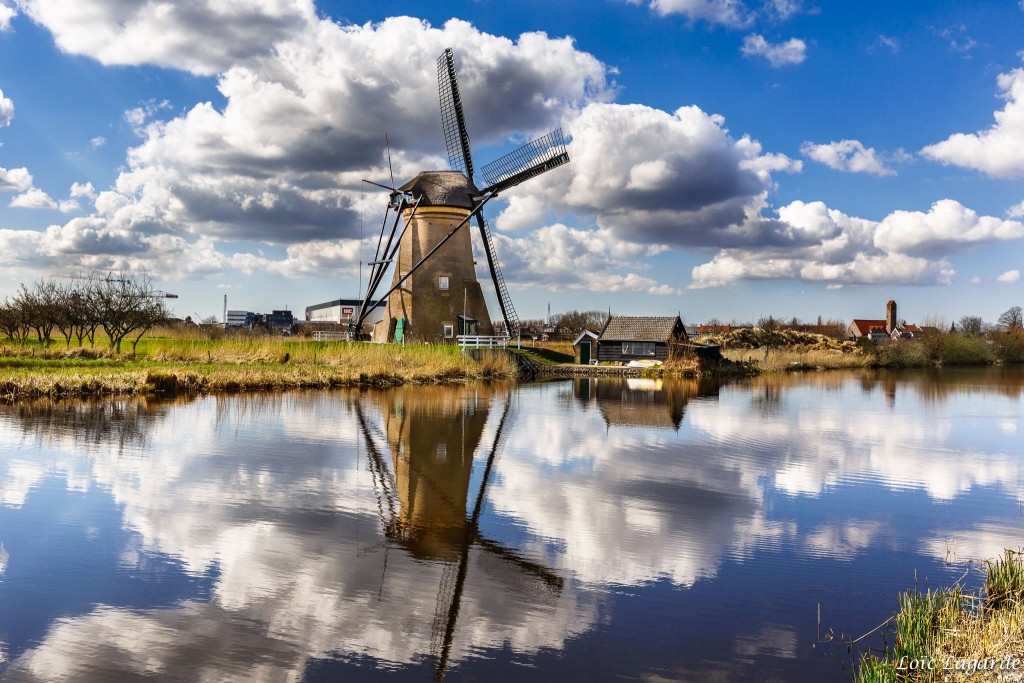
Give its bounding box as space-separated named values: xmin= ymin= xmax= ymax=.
xmin=456 ymin=335 xmax=510 ymax=348
xmin=312 ymin=331 xmax=350 ymax=341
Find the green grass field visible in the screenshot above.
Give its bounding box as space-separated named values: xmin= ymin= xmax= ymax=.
xmin=0 ymin=335 xmax=518 ymax=400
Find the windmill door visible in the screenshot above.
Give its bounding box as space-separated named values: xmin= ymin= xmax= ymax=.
xmin=457 ymin=315 xmax=478 ymax=336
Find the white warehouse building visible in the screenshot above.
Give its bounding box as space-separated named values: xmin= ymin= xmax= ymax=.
xmin=305 ymin=298 xmax=386 ymax=329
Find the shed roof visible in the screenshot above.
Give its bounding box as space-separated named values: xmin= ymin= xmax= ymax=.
xmin=600 ymin=316 xmax=682 ymax=342
xmin=572 ymin=329 xmax=600 ymax=346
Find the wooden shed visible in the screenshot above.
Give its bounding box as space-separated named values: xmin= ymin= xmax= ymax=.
xmin=597 ymin=315 xmax=686 ymax=364
xmin=571 ymin=329 xmax=600 ymax=364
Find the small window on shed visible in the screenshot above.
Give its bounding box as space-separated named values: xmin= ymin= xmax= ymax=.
xmin=438 ymin=276 xmax=449 ymax=291
xmin=443 ymin=324 xmax=454 ymax=339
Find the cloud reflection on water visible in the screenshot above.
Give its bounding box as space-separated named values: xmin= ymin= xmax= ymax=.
xmin=0 ymin=368 xmax=1020 ymax=681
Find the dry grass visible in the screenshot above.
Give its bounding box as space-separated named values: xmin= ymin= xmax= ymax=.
xmin=724 ymin=347 xmax=870 ymax=371
xmin=517 ymin=339 xmax=574 ymax=357
xmin=854 ymin=549 xmax=1024 ymax=682
xmin=0 ymin=339 xmax=518 ymax=401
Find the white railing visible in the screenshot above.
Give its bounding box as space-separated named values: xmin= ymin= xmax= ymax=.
xmin=313 ymin=331 xmax=350 ymax=341
xmin=457 ymin=335 xmax=510 ymax=348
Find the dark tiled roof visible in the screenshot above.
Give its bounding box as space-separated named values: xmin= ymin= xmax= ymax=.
xmin=399 ymin=171 xmax=478 ymax=209
xmin=600 ymin=316 xmax=681 ymax=342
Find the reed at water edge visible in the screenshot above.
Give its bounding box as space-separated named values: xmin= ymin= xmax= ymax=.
xmin=853 ymin=549 xmax=1024 ymax=682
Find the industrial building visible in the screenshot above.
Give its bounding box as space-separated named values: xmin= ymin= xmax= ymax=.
xmin=223 ymin=309 xmax=294 ymax=332
xmin=225 ymin=310 xmax=255 ymax=328
xmin=305 ymin=298 xmax=386 ymax=333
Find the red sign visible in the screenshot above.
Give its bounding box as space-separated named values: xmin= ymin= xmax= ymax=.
xmin=341 ymin=307 xmax=355 ymax=318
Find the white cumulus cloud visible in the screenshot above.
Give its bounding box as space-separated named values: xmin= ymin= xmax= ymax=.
xmin=800 ymin=139 xmax=896 ymax=176
xmin=70 ymin=181 xmax=96 ymax=199
xmin=0 ymin=166 xmax=32 ymax=192
xmin=741 ymin=34 xmax=806 ymax=67
xmin=89 ymin=17 xmax=611 ymax=246
xmin=0 ymin=16 xmax=615 ymax=283
xmin=640 ymin=0 xmax=749 ymax=26
xmin=997 ymin=269 xmax=1021 ymax=284
xmin=873 ymin=199 xmax=1024 ymax=256
xmin=0 ymin=3 xmax=14 ymax=31
xmin=686 ymin=199 xmax=1019 ymax=288
xmin=509 ymin=102 xmax=781 ymax=249
xmin=492 ymin=224 xmax=677 ymax=294
xmin=0 ymin=87 xmax=13 ymax=126
xmin=10 ymin=187 xmax=57 ymax=209
xmin=921 ymin=68 xmax=1024 ymax=177
xmin=16 ymin=0 xmax=317 ymax=76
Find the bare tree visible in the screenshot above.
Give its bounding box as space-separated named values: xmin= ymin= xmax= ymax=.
xmin=95 ymin=276 xmax=170 ymax=353
xmin=998 ymin=306 xmax=1023 ymax=330
xmin=553 ymin=310 xmax=608 ymax=338
xmin=15 ymin=280 xmax=61 ymax=346
xmin=0 ymin=297 xmax=32 ymax=346
xmin=958 ymin=315 xmax=984 ymax=335
xmin=51 ymin=281 xmax=82 ymax=348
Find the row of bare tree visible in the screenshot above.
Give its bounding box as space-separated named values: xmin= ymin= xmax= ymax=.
xmin=0 ymin=276 xmax=171 ymax=353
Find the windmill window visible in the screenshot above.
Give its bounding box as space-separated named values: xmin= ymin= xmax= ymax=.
xmin=622 ymin=342 xmax=655 ymax=356
xmin=438 ymin=276 xmax=449 ymax=291
xmin=443 ymin=324 xmax=454 ymax=339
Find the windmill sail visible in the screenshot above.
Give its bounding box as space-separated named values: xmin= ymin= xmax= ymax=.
xmin=480 ymin=129 xmax=570 ymax=196
xmin=472 ymin=213 xmax=520 ymax=338
xmin=437 ymin=48 xmax=519 ymax=337
xmin=437 ymin=48 xmax=475 ymax=179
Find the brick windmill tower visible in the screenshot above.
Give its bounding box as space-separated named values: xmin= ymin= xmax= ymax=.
xmin=356 ymin=49 xmax=570 ymax=343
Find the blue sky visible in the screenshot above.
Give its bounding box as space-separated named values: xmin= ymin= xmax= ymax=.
xmin=1 ymin=0 xmax=1023 ymax=325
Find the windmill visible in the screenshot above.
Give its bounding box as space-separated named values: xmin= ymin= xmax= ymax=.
xmin=354 ymin=48 xmax=570 ymax=343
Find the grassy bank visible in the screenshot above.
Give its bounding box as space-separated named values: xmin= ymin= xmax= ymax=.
xmin=720 ymin=330 xmax=1024 ymax=373
xmin=854 ymin=549 xmax=1024 ymax=682
xmin=0 ymin=340 xmax=518 ymax=401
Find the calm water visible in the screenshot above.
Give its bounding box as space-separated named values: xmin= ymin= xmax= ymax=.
xmin=0 ymin=368 xmax=1022 ymax=682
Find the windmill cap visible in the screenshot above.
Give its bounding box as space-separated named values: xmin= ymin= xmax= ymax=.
xmin=399 ymin=171 xmax=479 ymax=209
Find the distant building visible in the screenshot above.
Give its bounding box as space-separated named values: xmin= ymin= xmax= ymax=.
xmin=225 ymin=310 xmax=255 ymax=328
xmin=848 ymin=300 xmax=939 ymax=342
xmin=266 ymin=310 xmax=294 ymax=332
xmin=597 ymin=315 xmax=686 ymax=364
xmin=305 ymin=298 xmax=386 ymax=331
xmin=848 ymin=299 xmax=898 ymax=340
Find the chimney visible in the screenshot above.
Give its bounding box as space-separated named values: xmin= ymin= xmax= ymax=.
xmin=886 ymin=300 xmax=897 ymax=334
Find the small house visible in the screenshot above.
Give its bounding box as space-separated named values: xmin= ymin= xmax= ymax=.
xmin=597 ymin=315 xmax=686 ymax=364
xmin=572 ymin=329 xmax=600 ymax=364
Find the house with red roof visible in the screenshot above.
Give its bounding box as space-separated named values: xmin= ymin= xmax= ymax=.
xmin=847 ymin=300 xmax=939 ymax=342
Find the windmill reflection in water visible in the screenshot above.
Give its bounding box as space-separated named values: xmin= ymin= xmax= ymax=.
xmin=354 ymin=387 xmax=563 ymax=681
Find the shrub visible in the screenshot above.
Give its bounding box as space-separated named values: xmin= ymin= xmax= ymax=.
xmin=920 ymin=331 xmax=995 ymax=365
xmin=990 ymin=330 xmax=1024 ymax=362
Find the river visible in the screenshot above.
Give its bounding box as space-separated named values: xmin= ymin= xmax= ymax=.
xmin=0 ymin=367 xmax=1022 ymax=681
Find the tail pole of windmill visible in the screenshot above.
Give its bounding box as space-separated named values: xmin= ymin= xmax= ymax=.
xmin=353 ymin=48 xmax=570 ymax=344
